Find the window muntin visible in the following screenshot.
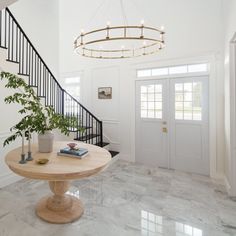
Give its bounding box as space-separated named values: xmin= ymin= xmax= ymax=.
xmin=137 ymin=63 xmax=208 ymax=78
xmin=141 ymin=84 xmax=163 ymax=119
xmin=175 ymin=81 xmax=202 ymax=121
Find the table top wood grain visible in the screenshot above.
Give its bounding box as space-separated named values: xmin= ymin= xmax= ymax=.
xmin=5 ymin=141 xmax=111 ymax=181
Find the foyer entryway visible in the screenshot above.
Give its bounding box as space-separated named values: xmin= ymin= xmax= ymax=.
xmin=135 ymin=76 xmax=209 ymax=175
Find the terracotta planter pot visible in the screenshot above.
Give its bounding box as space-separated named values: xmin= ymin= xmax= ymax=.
xmin=38 ymin=131 xmax=54 ymax=153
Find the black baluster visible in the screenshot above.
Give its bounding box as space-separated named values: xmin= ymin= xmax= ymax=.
xmin=11 ymin=17 xmax=13 ymax=61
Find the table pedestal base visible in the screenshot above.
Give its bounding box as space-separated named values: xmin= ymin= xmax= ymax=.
xmin=36 ymin=181 xmax=84 ymax=224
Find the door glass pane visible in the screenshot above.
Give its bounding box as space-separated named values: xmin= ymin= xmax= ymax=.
xmin=140 ymin=84 xmax=163 ymax=119
xmin=175 ymin=81 xmax=203 ymax=121
xmin=175 ymin=83 xmax=183 ymax=91
xmin=141 ymin=102 xmax=148 ymax=109
xmin=148 ymin=102 xmax=155 ymax=109
xmin=148 ymin=93 xmax=155 ymax=101
xmin=148 ymin=85 xmax=155 ymax=93
xmin=141 ymin=110 xmax=148 ymax=118
xmin=141 ymin=86 xmax=148 ymax=93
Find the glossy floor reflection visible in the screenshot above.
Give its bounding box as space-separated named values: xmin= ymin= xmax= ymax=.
xmin=1 ymin=160 xmax=236 ymax=236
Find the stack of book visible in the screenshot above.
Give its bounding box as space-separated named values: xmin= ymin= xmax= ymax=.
xmin=57 ymin=147 xmax=88 ymax=159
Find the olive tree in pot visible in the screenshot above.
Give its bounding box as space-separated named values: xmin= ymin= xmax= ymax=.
xmin=0 ymin=72 xmax=82 ymax=152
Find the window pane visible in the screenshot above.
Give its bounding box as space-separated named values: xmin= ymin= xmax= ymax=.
xmin=193 ymin=82 xmax=202 ymax=94
xmin=155 ymin=102 xmax=162 ymax=109
xmin=175 ymin=93 xmax=184 ymax=101
xmin=148 ymin=85 xmax=155 ymax=93
xmin=148 ymin=102 xmax=155 ymax=109
xmin=184 ymin=83 xmax=192 ymax=92
xmin=184 ymin=111 xmax=192 ymax=120
xmin=184 ymin=93 xmax=192 ymax=101
xmin=155 ymin=84 xmax=162 ymax=93
xmin=141 ymin=93 xmax=148 ymax=101
xmin=148 ymin=93 xmax=155 ymax=101
xmin=141 ymin=102 xmax=148 ymax=109
xmin=137 ymin=69 xmax=151 ymax=77
xmin=175 ymin=102 xmax=183 ymax=110
xmin=65 ymin=77 xmax=80 ymax=84
xmin=193 ymin=111 xmax=202 ymax=121
xmin=188 ymin=63 xmax=208 ymax=73
xmin=169 ymin=65 xmax=187 ymax=74
xmin=141 ymin=110 xmax=148 ymax=118
xmin=148 ymin=110 xmax=155 ymax=118
xmin=152 ymin=67 xmax=168 ymax=76
xmin=141 ymin=86 xmax=148 ymax=93
xmin=155 ymin=111 xmax=162 ymax=119
xmin=175 ymin=111 xmax=183 ymax=120
xmin=155 ymin=93 xmax=162 ymax=101
xmin=184 ymin=102 xmax=192 ymax=110
xmin=175 ymin=83 xmax=183 ymax=91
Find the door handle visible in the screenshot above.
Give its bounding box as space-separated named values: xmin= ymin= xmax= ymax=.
xmin=162 ymin=121 xmax=167 ymax=125
xmin=162 ymin=127 xmax=168 ymax=133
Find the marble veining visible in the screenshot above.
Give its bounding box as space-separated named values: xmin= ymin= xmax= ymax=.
xmin=0 ymin=160 xmax=236 ymax=236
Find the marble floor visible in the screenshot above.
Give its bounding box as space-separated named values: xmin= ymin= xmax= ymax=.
xmin=0 ymin=160 xmax=236 ymax=236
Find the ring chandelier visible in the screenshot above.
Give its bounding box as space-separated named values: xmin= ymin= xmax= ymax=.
xmin=74 ymin=1 xmax=166 ymax=59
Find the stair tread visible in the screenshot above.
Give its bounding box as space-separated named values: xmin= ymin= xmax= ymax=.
xmin=69 ymin=126 xmax=92 ymax=132
xmin=75 ymin=134 xmax=99 ymax=141
xmin=95 ymin=142 xmax=109 ymax=147
xmin=109 ymin=150 xmax=119 ymax=158
xmin=18 ymin=73 xmax=30 ymax=76
xmin=6 ymin=59 xmax=19 ymax=64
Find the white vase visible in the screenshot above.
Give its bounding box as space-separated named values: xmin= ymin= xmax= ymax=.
xmin=38 ymin=131 xmax=54 ymax=153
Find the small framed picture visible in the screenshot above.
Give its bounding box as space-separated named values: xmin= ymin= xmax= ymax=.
xmin=98 ymin=87 xmax=112 ymax=99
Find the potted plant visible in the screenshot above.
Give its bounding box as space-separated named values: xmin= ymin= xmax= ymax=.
xmin=0 ymin=71 xmax=82 ymax=152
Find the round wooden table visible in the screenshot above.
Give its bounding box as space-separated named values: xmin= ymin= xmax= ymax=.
xmin=5 ymin=141 xmax=111 ymax=224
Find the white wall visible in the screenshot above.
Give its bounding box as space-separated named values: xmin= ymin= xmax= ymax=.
xmin=59 ymin=0 xmax=225 ymax=176
xmin=222 ymin=0 xmax=236 ymax=195
xmin=9 ymin=0 xmax=59 ymax=77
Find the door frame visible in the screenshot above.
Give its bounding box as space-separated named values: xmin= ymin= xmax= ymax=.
xmin=130 ymin=55 xmax=219 ymax=178
xmin=228 ymin=33 xmax=236 ymax=196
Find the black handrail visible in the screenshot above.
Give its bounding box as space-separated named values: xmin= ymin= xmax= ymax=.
xmin=0 ymin=7 xmax=103 ymax=146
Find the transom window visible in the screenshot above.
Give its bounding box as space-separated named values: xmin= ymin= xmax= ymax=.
xmin=140 ymin=84 xmax=163 ymax=119
xmin=137 ymin=63 xmax=208 ymax=78
xmin=175 ymin=82 xmax=202 ymax=121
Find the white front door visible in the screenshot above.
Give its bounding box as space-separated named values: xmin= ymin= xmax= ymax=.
xmin=135 ymin=76 xmax=209 ymax=175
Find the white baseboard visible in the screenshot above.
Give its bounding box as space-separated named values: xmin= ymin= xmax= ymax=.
xmin=224 ymin=175 xmax=232 ymax=195
xmin=118 ymin=154 xmax=134 ymax=162
xmin=0 ymin=172 xmax=23 ymax=188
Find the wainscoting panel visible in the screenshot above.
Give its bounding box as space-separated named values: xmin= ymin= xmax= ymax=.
xmin=0 ymin=131 xmax=23 ymax=188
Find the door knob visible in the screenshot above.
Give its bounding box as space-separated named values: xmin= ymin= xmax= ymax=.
xmin=162 ymin=121 xmax=167 ymax=125
xmin=162 ymin=127 xmax=168 ymax=133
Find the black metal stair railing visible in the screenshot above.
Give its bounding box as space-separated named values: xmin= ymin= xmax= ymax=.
xmin=0 ymin=7 xmax=103 ymax=146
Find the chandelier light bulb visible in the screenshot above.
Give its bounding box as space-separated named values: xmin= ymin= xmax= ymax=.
xmin=106 ymin=21 xmax=111 ymax=27
xmin=143 ymin=41 xmax=147 ymax=46
xmin=121 ymin=45 xmax=125 ymax=50
xmin=80 ymin=29 xmax=85 ymax=35
xmin=161 ymin=25 xmax=165 ymax=31
xmin=140 ymin=19 xmax=145 ymax=26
